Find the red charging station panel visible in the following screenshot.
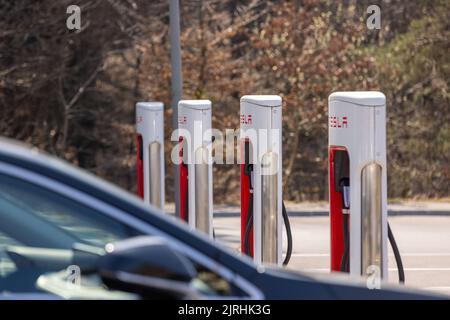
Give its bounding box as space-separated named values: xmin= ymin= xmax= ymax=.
xmin=329 ymin=146 xmax=346 ymax=272
xmin=179 ymin=137 xmax=189 ymax=223
xmin=137 ymin=135 xmax=144 ymax=199
xmin=240 ymin=140 xmax=253 ymax=257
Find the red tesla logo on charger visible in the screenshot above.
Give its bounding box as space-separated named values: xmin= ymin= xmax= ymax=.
xmin=178 ymin=116 xmax=187 ymax=124
xmin=240 ymin=114 xmax=252 ymax=124
xmin=329 ymin=116 xmax=348 ymax=128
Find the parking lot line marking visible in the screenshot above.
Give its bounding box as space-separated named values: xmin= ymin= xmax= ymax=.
xmin=389 ymin=268 xmax=450 ymax=271
xmin=302 ymin=268 xmax=329 ymax=272
xmin=395 ymin=253 xmax=450 ymax=257
xmin=290 ymin=253 xmax=329 ymax=257
xmin=303 ymin=268 xmax=450 ymax=272
xmin=291 ymin=253 xmax=450 ymax=257
xmin=425 ymin=287 xmax=450 ymax=291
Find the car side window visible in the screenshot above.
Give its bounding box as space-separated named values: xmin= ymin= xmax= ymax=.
xmin=0 ymin=172 xmax=140 ymax=293
xmin=0 ymin=173 xmax=140 ymax=247
xmin=0 ymin=231 xmax=20 ymax=278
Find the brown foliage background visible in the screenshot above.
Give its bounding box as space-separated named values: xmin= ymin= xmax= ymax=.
xmin=1 ymin=0 xmax=449 ymax=203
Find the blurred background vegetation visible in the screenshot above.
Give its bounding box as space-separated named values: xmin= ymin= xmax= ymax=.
xmin=1 ymin=0 xmax=449 ymax=203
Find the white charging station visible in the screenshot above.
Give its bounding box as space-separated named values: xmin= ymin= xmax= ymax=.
xmin=178 ymin=100 xmax=213 ymax=237
xmin=136 ymin=102 xmax=165 ymax=209
xmin=329 ymin=91 xmax=388 ymax=280
xmin=240 ymin=95 xmax=283 ymax=266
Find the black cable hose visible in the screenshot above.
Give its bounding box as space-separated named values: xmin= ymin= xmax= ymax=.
xmin=183 ymin=165 xmax=189 ymax=223
xmin=339 ymin=219 xmax=405 ymax=284
xmin=243 ymin=195 xmax=253 ymax=256
xmin=340 ymin=214 xmax=350 ymax=272
xmin=388 ymin=223 xmax=405 ymax=284
xmin=243 ymin=198 xmax=293 ymax=266
xmin=282 ymin=202 xmax=292 ymax=266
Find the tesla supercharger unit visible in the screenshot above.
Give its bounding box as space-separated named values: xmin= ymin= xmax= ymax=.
xmin=136 ymin=102 xmax=165 ymax=209
xmin=240 ymin=95 xmax=282 ymax=266
xmin=178 ymin=100 xmax=213 ymax=237
xmin=329 ymin=91 xmax=388 ymax=280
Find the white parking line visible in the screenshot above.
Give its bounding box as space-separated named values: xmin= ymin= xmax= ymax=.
xmin=291 ymin=253 xmax=450 ymax=257
xmin=290 ymin=253 xmax=329 ymax=257
xmin=425 ymin=287 xmax=450 ymax=291
xmin=389 ymin=268 xmax=450 ymax=271
xmin=393 ymin=253 xmax=450 ymax=257
xmin=303 ymin=268 xmax=450 ymax=272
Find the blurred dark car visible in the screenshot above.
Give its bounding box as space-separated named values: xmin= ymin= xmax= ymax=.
xmin=0 ymin=138 xmax=440 ymax=299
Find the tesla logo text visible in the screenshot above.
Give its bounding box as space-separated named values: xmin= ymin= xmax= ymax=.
xmin=329 ymin=116 xmax=348 ymax=128
xmin=178 ymin=116 xmax=187 ymax=124
xmin=240 ymin=114 xmax=252 ymax=125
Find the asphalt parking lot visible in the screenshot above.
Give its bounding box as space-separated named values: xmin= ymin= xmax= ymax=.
xmin=213 ymin=210 xmax=450 ymax=296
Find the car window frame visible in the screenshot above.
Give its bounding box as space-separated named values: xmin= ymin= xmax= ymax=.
xmin=0 ymin=161 xmax=263 ymax=299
